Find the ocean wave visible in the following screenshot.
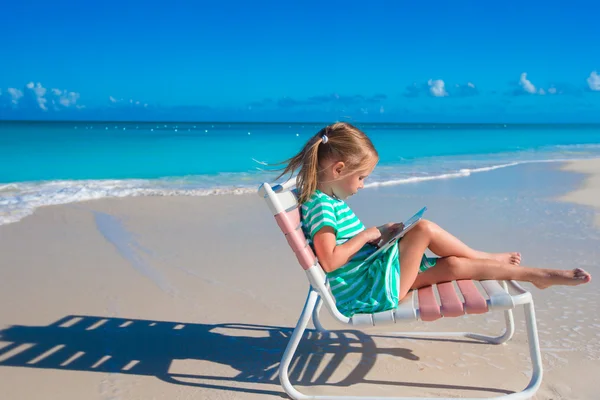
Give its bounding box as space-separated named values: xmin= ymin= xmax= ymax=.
xmin=365 ymin=158 xmax=584 ymax=188
xmin=1 ymin=156 xmax=594 ymax=226
xmin=0 ymin=179 xmax=258 ymax=226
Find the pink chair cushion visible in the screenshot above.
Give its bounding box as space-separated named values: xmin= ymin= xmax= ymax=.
xmin=457 ymin=280 xmax=489 ymax=314
xmin=274 ymin=208 xmax=301 ymax=234
xmin=417 ymin=286 xmax=442 ymax=321
xmin=437 ymin=282 xmax=465 ymax=317
xmin=275 ymin=208 xmax=316 ymax=270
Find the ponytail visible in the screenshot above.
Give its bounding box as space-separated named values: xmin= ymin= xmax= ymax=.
xmin=275 ymin=123 xmax=377 ymax=204
xmin=275 ymin=133 xmax=326 ymax=204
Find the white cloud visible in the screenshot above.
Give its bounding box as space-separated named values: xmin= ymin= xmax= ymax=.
xmin=57 ymin=91 xmax=79 ymax=107
xmin=25 ymin=82 xmax=48 ymax=110
xmin=428 ymin=79 xmax=448 ymax=97
xmin=517 ymin=73 xmax=554 ymax=95
xmin=467 ymin=82 xmax=475 ymax=88
xmin=7 ymin=88 xmax=23 ymax=104
xmin=109 ymin=96 xmax=119 ymax=103
xmin=588 ymin=71 xmax=600 ymax=91
xmin=519 ymin=73 xmax=537 ymax=94
xmin=0 ymin=82 xmax=81 ymax=111
xmin=46 ymin=88 xmax=80 ymax=108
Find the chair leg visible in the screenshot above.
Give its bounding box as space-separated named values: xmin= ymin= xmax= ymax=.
xmin=312 ymin=295 xmax=328 ymax=333
xmin=279 ymin=288 xmax=320 ymax=400
xmin=518 ymin=300 xmax=543 ymax=398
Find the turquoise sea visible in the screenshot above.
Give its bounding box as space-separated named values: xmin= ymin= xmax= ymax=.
xmin=1 ymin=121 xmax=600 ymax=225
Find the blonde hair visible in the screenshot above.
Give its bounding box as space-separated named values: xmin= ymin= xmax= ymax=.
xmin=276 ymin=122 xmax=378 ymax=203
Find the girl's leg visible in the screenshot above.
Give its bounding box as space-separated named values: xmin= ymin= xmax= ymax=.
xmin=417 ymin=220 xmax=521 ymax=265
xmin=397 ymin=220 xmax=590 ymax=300
xmin=398 ymin=222 xmax=432 ymax=300
xmin=411 ymin=256 xmax=591 ymax=292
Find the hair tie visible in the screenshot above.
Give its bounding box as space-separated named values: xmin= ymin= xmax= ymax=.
xmin=321 ymin=134 xmax=329 ymax=144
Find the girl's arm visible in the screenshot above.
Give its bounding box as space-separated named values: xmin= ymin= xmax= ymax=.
xmin=313 ymin=226 xmax=381 ymax=273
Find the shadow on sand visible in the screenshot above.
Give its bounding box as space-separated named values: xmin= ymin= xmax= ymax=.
xmin=0 ymin=315 xmax=513 ymax=397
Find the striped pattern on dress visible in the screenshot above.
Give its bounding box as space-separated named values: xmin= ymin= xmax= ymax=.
xmin=301 ymin=190 xmax=400 ymax=317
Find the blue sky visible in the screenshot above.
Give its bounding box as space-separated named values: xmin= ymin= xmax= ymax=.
xmin=1 ymin=0 xmax=599 ymax=122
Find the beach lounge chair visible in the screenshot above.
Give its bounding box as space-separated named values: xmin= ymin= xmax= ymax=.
xmin=258 ymin=180 xmax=543 ymax=400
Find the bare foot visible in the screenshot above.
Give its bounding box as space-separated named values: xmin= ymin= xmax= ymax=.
xmin=533 ymin=268 xmax=592 ymax=289
xmin=488 ymin=252 xmax=521 ymax=265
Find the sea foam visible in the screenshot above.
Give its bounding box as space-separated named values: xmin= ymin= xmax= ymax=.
xmin=0 ymin=157 xmax=589 ymax=226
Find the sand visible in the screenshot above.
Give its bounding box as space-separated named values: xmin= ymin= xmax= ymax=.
xmin=0 ymin=160 xmax=599 ymax=400
xmin=559 ymin=159 xmax=600 ymax=228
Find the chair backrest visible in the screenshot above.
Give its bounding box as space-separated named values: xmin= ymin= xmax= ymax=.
xmin=258 ymin=180 xmax=317 ymax=270
xmin=258 ymin=181 xmax=350 ymax=324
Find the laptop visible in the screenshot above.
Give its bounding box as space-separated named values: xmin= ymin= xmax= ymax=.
xmin=359 ymin=206 xmax=427 ymax=265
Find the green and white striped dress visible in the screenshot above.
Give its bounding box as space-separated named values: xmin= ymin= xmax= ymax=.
xmin=301 ymin=189 xmax=436 ymax=318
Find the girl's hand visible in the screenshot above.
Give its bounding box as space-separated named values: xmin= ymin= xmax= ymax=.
xmin=376 ymin=222 xmax=405 ymax=246
xmin=362 ymin=226 xmax=382 ymax=245
xmin=387 ymin=222 xmax=405 ymax=236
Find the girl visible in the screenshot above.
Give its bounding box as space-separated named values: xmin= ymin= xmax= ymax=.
xmin=277 ymin=122 xmax=592 ymax=318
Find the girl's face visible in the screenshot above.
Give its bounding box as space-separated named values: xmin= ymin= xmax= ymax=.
xmin=331 ymin=161 xmax=377 ymax=200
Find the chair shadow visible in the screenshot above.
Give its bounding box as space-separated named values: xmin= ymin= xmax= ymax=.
xmin=0 ymin=315 xmax=512 ymax=397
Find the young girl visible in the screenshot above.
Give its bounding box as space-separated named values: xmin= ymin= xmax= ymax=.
xmin=277 ymin=122 xmax=592 ymax=318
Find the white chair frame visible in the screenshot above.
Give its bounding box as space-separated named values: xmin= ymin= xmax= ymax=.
xmin=259 ymin=180 xmax=542 ymax=400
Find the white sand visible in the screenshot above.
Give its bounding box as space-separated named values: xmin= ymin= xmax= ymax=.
xmin=0 ymin=161 xmax=599 ymax=400
xmin=560 ymin=158 xmax=600 ymax=227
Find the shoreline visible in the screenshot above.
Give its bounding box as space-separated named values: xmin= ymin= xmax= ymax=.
xmin=2 ymin=156 xmax=600 ymax=227
xmin=559 ymin=158 xmax=600 ymax=227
